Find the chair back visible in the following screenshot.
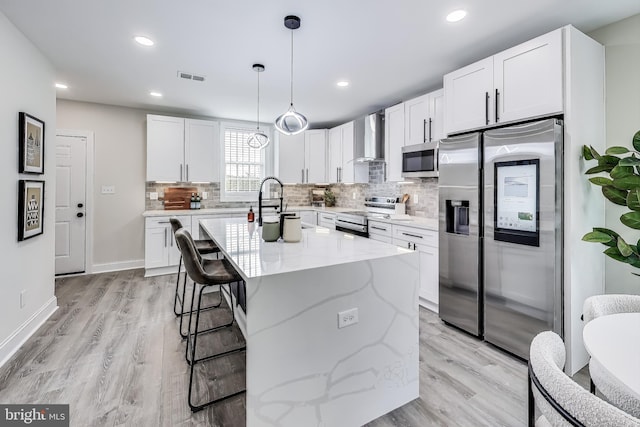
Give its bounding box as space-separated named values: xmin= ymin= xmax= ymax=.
xmin=169 ymin=216 xmax=185 ymax=252
xmin=583 ymin=294 xmax=640 ymax=324
xmin=528 ymin=331 xmax=640 ymax=427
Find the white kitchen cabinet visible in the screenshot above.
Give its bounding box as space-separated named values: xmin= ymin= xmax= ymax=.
xmin=145 ymin=215 xmax=192 ymax=276
xmin=385 ymin=103 xmax=405 ymax=182
xmin=147 ymin=115 xmax=218 ymax=182
xmin=443 ymin=57 xmax=494 ymax=135
xmin=392 ymin=224 xmax=438 ymax=312
xmin=298 ymin=210 xmax=317 ymax=226
xmin=368 ymin=220 xmax=393 ymax=244
xmin=444 ymin=28 xmax=563 ymax=135
xmin=305 ymin=130 xmax=328 ymax=183
xmin=147 ymin=115 xmax=185 ymax=182
xmin=278 ymin=132 xmax=306 ymax=183
xmin=328 ymin=122 xmax=367 ymax=184
xmin=317 ymin=212 xmax=336 ymax=229
xmin=279 ymin=130 xmax=327 ymax=184
xmin=185 ymin=119 xmax=219 ymax=182
xmin=493 ymin=29 xmax=563 ymax=124
xmin=405 ymin=89 xmax=445 ymax=146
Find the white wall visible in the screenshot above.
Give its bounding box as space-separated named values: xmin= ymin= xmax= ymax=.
xmin=56 ymin=100 xmax=147 ymax=270
xmin=0 ymin=10 xmax=57 ymax=365
xmin=589 ymin=14 xmax=640 ymax=294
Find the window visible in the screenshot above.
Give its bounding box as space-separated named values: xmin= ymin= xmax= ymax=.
xmin=219 ymin=122 xmax=272 ymax=201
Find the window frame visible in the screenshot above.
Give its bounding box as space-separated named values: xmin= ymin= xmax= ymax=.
xmin=218 ymin=120 xmax=274 ymax=202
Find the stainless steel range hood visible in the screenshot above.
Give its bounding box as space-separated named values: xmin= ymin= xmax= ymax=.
xmin=353 ymin=111 xmax=385 ymax=162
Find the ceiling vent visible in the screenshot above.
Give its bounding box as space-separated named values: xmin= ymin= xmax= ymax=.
xmin=177 ymin=71 xmax=206 ymax=82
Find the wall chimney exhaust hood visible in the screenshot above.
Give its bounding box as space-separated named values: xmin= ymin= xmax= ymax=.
xmin=353 ymin=111 xmax=385 ymax=162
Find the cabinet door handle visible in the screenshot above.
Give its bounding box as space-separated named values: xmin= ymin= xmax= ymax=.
xmin=402 ymin=232 xmax=423 ymax=239
xmin=186 ymin=164 xmax=189 ymax=181
xmin=423 ymin=119 xmax=427 ymax=143
xmin=495 ymin=89 xmax=500 ymax=122
xmin=485 ymin=92 xmax=490 ymax=125
xmin=407 ymin=242 xmax=411 ymax=249
xmin=306 ymin=169 xmax=309 ymax=183
xmin=428 ymin=118 xmax=433 ymax=142
xmin=336 ymin=168 xmax=339 ymax=182
xmin=164 ymin=228 xmax=168 ymax=247
xmin=180 ymin=164 xmax=183 ymax=182
xmin=370 ymin=226 xmax=388 ymax=231
xmin=302 ymin=169 xmax=305 ymax=183
xmin=157 ymin=220 xmax=170 ymax=224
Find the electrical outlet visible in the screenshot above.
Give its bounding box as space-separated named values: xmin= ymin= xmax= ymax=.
xmin=101 ymin=185 xmax=115 ymax=194
xmin=338 ymin=308 xmax=359 ymax=329
xmin=201 ymin=192 xmax=208 ymax=199
xmin=413 ymin=194 xmax=419 ymax=204
xmin=20 ymin=290 xmax=26 ymax=308
xmin=149 ymin=192 xmax=158 ymax=200
xmin=352 ymin=192 xmax=356 ymax=199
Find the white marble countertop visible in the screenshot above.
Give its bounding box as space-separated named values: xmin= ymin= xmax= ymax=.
xmin=199 ymin=217 xmax=413 ymax=279
xmin=144 ymin=206 xmax=438 ymax=230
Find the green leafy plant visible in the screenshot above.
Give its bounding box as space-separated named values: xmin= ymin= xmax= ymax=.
xmin=324 ymin=188 xmax=336 ymax=207
xmin=582 ymin=130 xmax=640 ymax=273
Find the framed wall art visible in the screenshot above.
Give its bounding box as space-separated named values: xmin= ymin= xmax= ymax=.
xmin=19 ymin=112 xmax=45 ymax=174
xmin=18 ymin=180 xmax=45 ymax=241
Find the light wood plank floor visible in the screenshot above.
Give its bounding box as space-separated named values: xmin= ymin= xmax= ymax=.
xmin=0 ymin=269 xmax=588 ymax=426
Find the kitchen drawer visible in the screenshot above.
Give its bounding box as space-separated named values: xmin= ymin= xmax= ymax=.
xmin=146 ymin=215 xmax=191 ymax=229
xmin=392 ymin=224 xmax=437 ymax=247
xmin=368 ymin=220 xmax=392 ymax=238
xmin=370 ymin=234 xmax=393 ymax=244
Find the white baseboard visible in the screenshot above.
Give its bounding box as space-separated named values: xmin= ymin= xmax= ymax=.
xmin=92 ymin=259 xmax=144 ymax=274
xmin=419 ymin=297 xmax=438 ymax=314
xmin=0 ymin=297 xmax=58 ymax=369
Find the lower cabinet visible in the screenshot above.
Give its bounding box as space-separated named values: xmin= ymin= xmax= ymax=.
xmin=368 ymin=220 xmax=393 ymax=244
xmin=298 ymin=210 xmax=317 ymax=226
xmin=391 ymin=224 xmax=439 ymax=312
xmin=145 ymin=215 xmax=191 ymax=276
xmin=317 ymin=212 xmax=336 ymax=229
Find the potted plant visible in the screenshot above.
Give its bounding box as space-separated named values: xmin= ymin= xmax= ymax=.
xmin=324 ymin=188 xmax=336 ymax=207
xmin=582 ymin=130 xmax=640 ymax=273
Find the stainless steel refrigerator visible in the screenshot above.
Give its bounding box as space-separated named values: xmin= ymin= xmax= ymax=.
xmin=439 ymin=118 xmax=563 ymax=359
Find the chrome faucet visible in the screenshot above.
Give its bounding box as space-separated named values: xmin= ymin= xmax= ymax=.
xmin=258 ymin=176 xmax=284 ymax=226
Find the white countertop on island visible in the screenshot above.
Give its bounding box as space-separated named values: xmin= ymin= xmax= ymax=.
xmin=199 ymin=217 xmax=414 ymax=279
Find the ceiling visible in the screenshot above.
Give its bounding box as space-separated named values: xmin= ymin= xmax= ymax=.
xmin=1 ymin=1 xmax=639 ymax=129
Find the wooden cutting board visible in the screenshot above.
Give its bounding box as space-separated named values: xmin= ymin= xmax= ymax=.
xmin=164 ymin=186 xmax=197 ymax=210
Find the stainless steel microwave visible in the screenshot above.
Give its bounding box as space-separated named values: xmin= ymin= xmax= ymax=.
xmin=401 ymin=141 xmax=439 ymax=178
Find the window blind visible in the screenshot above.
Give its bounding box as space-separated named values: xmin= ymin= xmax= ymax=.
xmin=224 ymin=128 xmax=264 ymax=193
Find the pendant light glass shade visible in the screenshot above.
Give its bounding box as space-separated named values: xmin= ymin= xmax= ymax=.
xmin=275 ymin=15 xmax=308 ymax=136
xmin=247 ymin=63 xmax=270 ymax=149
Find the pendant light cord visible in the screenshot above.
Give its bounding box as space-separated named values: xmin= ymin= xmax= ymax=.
xmin=290 ymin=30 xmax=294 ymax=106
xmin=256 ymin=68 xmax=260 ymax=130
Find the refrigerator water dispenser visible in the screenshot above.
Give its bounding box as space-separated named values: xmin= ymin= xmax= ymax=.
xmin=446 ymin=200 xmax=470 ymax=235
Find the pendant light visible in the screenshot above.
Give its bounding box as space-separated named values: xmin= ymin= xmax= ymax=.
xmin=247 ymin=64 xmax=270 ymax=149
xmin=274 ymin=15 xmax=309 ymax=136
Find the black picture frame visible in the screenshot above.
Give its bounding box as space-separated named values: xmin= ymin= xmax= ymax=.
xmin=18 ymin=180 xmax=45 ymax=241
xmin=19 ymin=112 xmax=45 ymax=174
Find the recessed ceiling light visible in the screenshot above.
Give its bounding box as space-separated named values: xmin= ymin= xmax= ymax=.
xmin=446 ymin=9 xmax=467 ymax=23
xmin=149 ymin=91 xmax=162 ymax=97
xmin=134 ymin=36 xmax=154 ymax=46
xmin=55 ymin=83 xmax=68 ymax=89
xmin=337 ymin=81 xmax=350 ymax=88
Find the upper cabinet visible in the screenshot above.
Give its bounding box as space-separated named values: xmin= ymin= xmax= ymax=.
xmin=146 ymin=115 xmax=218 ymax=182
xmin=404 ymin=89 xmax=445 ymax=146
xmin=329 ymin=121 xmax=367 ymax=184
xmin=385 ymin=103 xmax=405 ymax=182
xmin=278 ymin=129 xmax=327 ymax=184
xmin=444 ymin=28 xmax=563 ymax=135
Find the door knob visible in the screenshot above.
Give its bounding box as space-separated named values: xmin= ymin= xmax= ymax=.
xmin=77 ymin=203 xmax=84 ymax=208
xmin=77 ymin=212 xmax=84 ymax=218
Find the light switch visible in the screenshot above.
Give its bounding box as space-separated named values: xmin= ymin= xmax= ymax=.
xmin=201 ymin=192 xmax=208 ymax=199
xmin=149 ymin=192 xmax=158 ymax=200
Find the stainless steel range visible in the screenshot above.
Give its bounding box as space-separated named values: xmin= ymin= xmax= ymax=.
xmin=335 ymin=196 xmax=400 ymax=238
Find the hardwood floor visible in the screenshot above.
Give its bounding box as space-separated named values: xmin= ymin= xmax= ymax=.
xmin=0 ymin=269 xmax=588 ymax=426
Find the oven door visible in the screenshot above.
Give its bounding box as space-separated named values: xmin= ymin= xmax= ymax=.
xmin=402 ymin=142 xmax=439 ymax=178
xmin=335 ymin=219 xmax=369 ymax=238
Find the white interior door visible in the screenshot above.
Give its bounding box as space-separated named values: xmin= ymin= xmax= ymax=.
xmin=55 ymin=135 xmax=87 ymax=274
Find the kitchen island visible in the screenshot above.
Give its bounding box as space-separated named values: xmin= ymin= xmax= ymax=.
xmin=199 ymin=217 xmax=420 ymax=427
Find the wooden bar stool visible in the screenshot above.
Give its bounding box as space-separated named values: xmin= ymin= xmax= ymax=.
xmin=174 ymin=228 xmax=246 ymax=412
xmin=170 ymin=217 xmax=221 ymax=338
